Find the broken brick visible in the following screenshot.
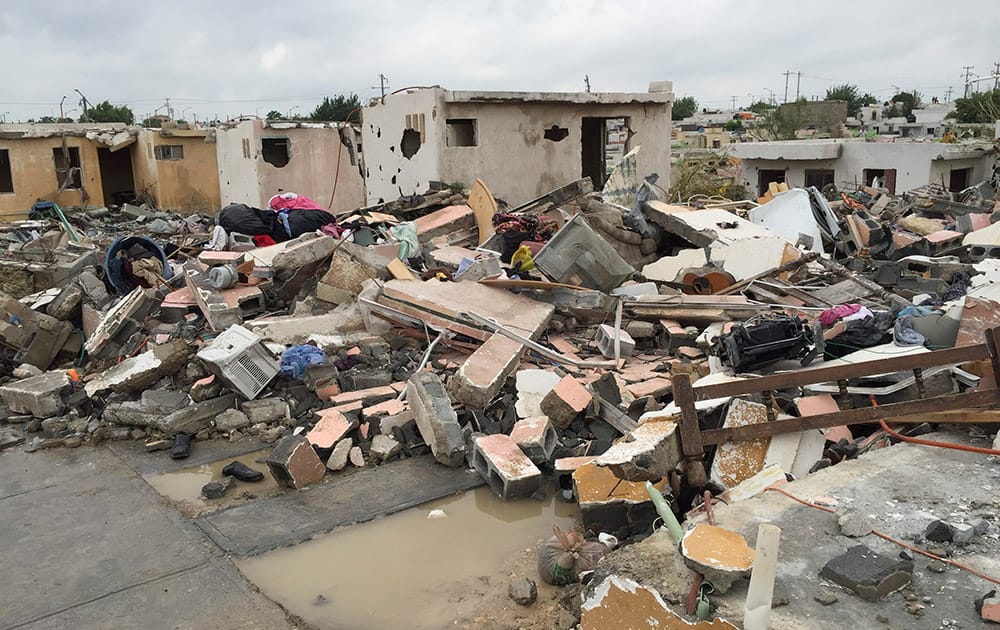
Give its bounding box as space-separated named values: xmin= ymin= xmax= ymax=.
xmin=265 ymin=435 xmax=326 ymax=489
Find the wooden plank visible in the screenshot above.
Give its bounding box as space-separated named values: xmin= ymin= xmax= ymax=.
xmin=692 ymin=343 xmax=991 ymax=401
xmin=672 ymin=372 xmax=703 ymax=457
xmin=701 ymin=389 xmax=1000 ymax=445
xmin=467 ymin=178 xmax=497 ymax=245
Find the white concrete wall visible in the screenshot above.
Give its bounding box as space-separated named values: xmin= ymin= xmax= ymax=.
xmin=216 ymin=120 xmax=259 ymax=206
xmin=362 ymin=87 xmax=673 ymax=206
xmin=435 ymin=100 xmax=672 ymax=205
xmin=361 ymin=89 xmax=442 ymax=204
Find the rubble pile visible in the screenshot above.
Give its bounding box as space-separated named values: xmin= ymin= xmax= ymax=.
xmin=3 ymin=157 xmax=1000 ymax=626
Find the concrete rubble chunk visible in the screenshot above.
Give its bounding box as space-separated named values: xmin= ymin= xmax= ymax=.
xmin=680 ymin=523 xmax=754 ymax=594
xmin=201 ymin=476 xmax=235 ymax=499
xmin=370 ymin=434 xmax=402 ymax=462
xmin=509 ymin=416 xmax=558 ymax=465
xmin=819 ymin=544 xmax=913 ymax=601
xmin=214 ymin=408 xmax=250 ymax=432
xmin=573 ymin=462 xmax=667 ymax=539
xmin=240 ymin=397 xmax=287 ymax=425
xmin=539 ymin=375 xmax=592 ymax=428
xmin=306 ymin=408 xmax=358 ymax=449
xmin=595 ymin=419 xmax=682 ymax=482
xmin=326 ymin=438 xmax=353 ymax=471
xmin=84 ymin=339 xmax=191 ymax=397
xmin=471 ymin=434 xmax=542 ymax=500
xmin=710 ymin=398 xmax=771 ymax=488
xmin=157 ymin=393 xmax=238 ymax=435
xmin=0 ymin=371 xmax=69 ymax=418
xmin=348 ymin=446 xmax=365 ymax=467
xmin=406 ymin=372 xmax=466 ymax=467
xmin=265 ymin=435 xmax=326 ymax=489
xmin=582 ymin=574 xmax=738 ymax=629
xmin=141 ymin=389 xmax=191 ymax=414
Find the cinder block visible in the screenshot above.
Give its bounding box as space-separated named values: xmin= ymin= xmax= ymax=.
xmin=471 ymin=434 xmax=542 ymax=500
xmin=406 ymin=372 xmax=466 ymax=467
xmin=539 ymin=375 xmax=592 ymax=428
xmin=595 ymin=324 xmax=635 ymax=358
xmin=509 ymin=416 xmax=557 ymax=465
xmin=265 ymin=435 xmax=326 ymax=489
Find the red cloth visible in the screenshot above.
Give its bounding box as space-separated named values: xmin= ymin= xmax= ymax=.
xmin=267 ymin=193 xmax=323 ymax=211
xmin=819 ymin=303 xmax=862 ymax=327
xmin=253 ymin=234 xmax=277 ymax=247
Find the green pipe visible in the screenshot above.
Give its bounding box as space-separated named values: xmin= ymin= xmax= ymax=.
xmin=645 ymin=481 xmax=684 ymax=543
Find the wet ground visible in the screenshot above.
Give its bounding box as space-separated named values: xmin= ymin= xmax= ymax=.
xmin=238 ymin=485 xmax=580 ymax=630
xmin=144 ymin=448 xmax=279 ymax=516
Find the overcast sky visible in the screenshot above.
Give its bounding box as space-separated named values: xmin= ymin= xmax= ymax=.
xmin=1 ymin=0 xmax=998 ymax=123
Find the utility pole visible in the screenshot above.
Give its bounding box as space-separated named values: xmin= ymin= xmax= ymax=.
xmin=994 ymin=62 xmax=999 ymax=91
xmin=377 ymin=74 xmax=388 ymax=98
xmin=795 ymin=71 xmax=802 ymax=100
xmin=165 ymin=97 xmax=173 ymax=120
xmin=584 ymin=75 xmax=591 ymax=93
xmin=945 ymin=86 xmax=953 ymax=102
xmin=962 ymin=65 xmax=974 ymax=97
xmin=74 ymin=89 xmax=90 ymax=122
xmin=783 ymin=70 xmax=792 ymax=103
xmin=731 ymin=95 xmax=737 ymax=111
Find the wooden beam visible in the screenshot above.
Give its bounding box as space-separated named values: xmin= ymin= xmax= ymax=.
xmin=700 ymin=389 xmax=1000 ymax=445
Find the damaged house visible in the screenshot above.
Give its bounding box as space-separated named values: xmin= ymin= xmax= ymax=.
xmin=215 ymin=119 xmax=366 ymax=215
xmin=361 ymin=82 xmax=674 ymax=205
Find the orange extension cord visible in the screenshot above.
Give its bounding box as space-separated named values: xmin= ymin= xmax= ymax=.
xmin=869 ymin=395 xmax=1000 ymax=456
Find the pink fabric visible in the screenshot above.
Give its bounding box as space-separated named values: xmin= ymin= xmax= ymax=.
xmin=819 ymin=303 xmax=863 ymax=327
xmin=268 ymin=193 xmax=323 ymax=211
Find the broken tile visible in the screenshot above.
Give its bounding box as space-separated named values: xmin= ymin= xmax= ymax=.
xmin=680 ymin=523 xmax=754 ymax=594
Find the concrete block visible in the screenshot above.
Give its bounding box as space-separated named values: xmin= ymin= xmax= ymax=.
xmin=451 ymin=334 xmax=527 ymax=409
xmin=414 ymin=204 xmax=474 ymax=241
xmin=514 ymin=369 xmax=561 ymax=418
xmin=710 ymin=398 xmax=771 ymax=488
xmin=681 ymin=523 xmax=755 ymax=594
xmin=240 ymin=397 xmax=287 ymax=424
xmin=306 ymin=408 xmax=358 ymax=449
xmin=265 ymin=435 xmax=326 ymax=489
xmin=141 ymin=389 xmax=190 ymax=415
xmin=471 ymin=434 xmax=542 ymax=500
xmin=595 ymin=324 xmax=635 ymax=359
xmin=370 ymin=434 xmax=401 ymax=462
xmin=326 ymin=438 xmax=353 ymax=471
xmin=271 ymin=235 xmax=339 ymax=272
xmin=951 ymin=522 xmax=975 ymax=545
xmin=509 ymin=416 xmax=557 ymax=465
xmin=362 ymin=398 xmax=405 ymax=420
xmin=539 ymin=375 xmax=592 ymax=428
xmin=45 ymin=282 xmax=83 ymax=320
xmin=641 ymin=248 xmax=708 ymax=283
xmin=406 ymin=372 xmax=466 ymax=467
xmin=329 ymin=384 xmax=397 ymax=406
xmin=595 ymin=419 xmax=682 ymax=482
xmin=0 ymin=371 xmax=69 ymax=418
xmin=348 ymin=446 xmax=365 ymax=467
xmin=819 ymin=544 xmax=913 ymax=601
xmin=554 ymin=456 xmax=597 ymax=499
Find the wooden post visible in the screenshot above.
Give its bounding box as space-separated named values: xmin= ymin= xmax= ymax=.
xmin=672 ymin=372 xmax=707 ymax=487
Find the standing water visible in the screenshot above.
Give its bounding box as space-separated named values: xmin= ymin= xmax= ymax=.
xmin=238 ymin=486 xmax=580 ymax=629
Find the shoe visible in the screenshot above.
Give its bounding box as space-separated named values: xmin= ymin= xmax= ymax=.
xmin=170 ymin=432 xmax=191 ymax=460
xmin=222 ymin=461 xmax=264 ymax=482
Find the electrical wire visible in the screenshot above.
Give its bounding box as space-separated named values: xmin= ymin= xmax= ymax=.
xmin=765 ymin=485 xmax=1000 ymax=586
xmin=870 ymin=395 xmax=1000 ymax=456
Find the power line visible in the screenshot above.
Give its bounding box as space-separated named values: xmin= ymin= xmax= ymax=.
xmin=962 ymin=65 xmax=975 ymax=97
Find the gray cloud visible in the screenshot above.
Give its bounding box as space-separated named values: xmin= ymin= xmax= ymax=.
xmin=1 ymin=0 xmax=997 ymax=122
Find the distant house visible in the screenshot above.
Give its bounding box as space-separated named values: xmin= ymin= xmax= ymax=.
xmin=360 ymin=83 xmax=674 ymax=205
xmin=727 ymin=138 xmax=996 ymax=197
xmin=0 ymin=122 xmax=219 ymax=219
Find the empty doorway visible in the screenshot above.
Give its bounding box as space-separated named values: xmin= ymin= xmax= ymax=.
xmin=949 ymin=167 xmax=972 ymax=193
xmin=757 ymin=169 xmax=785 ymax=197
xmin=581 ymin=117 xmax=628 ymax=191
xmin=97 ymin=147 xmax=136 ymax=206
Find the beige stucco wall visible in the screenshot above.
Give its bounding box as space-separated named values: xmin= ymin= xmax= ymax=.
xmin=217 ymin=120 xmax=365 ymax=214
xmin=0 ymin=136 xmax=105 ymax=219
xmin=361 ymin=88 xmax=673 ymax=206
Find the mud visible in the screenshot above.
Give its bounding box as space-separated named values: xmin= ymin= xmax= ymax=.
xmin=144 ymin=449 xmax=278 ymax=516
xmin=238 ymin=486 xmax=581 ymax=630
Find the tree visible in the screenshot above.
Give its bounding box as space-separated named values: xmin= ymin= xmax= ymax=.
xmin=672 ymin=96 xmax=698 ymax=120
xmin=266 ymin=110 xmax=282 ymax=120
xmin=142 ymin=117 xmax=163 ymax=128
xmin=80 ymin=100 xmax=134 ymax=124
xmin=756 ymin=100 xmax=809 ymax=140
xmin=748 ymin=100 xmax=774 ymax=114
xmin=825 ymin=84 xmax=876 ymax=118
xmin=890 ymin=91 xmax=922 ymax=117
xmin=948 ymin=89 xmax=1000 ymax=123
xmin=309 ymin=94 xmax=362 ymax=122
xmin=724 ymin=119 xmax=742 ymax=132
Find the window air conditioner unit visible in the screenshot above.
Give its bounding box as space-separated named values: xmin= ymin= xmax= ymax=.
xmin=196 ymin=324 xmax=278 ymax=400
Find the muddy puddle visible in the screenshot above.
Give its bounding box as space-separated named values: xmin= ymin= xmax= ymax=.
xmin=144 ymin=449 xmax=279 ymax=516
xmin=238 ymin=485 xmax=580 ymax=630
